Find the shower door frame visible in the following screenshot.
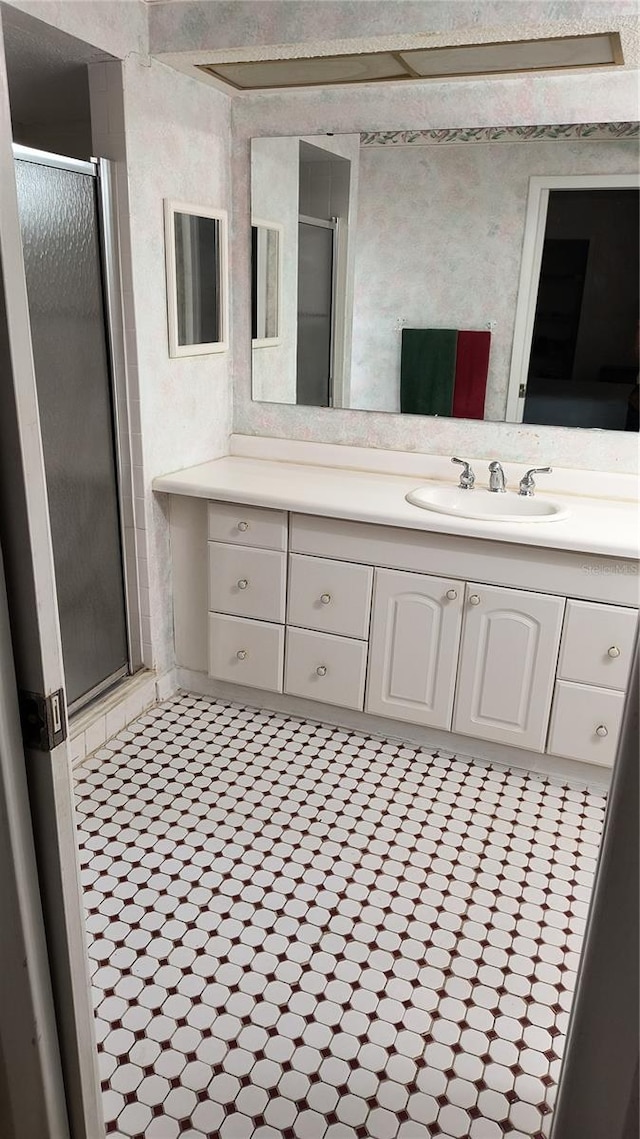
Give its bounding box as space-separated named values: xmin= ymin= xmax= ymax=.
xmin=12 ymin=144 xmax=143 ymax=712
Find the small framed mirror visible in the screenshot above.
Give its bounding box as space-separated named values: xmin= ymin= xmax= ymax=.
xmin=252 ymin=219 xmax=282 ymax=346
xmin=164 ymin=200 xmax=228 ymax=357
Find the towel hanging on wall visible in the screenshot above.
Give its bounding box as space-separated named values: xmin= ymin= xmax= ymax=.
xmin=400 ymin=327 xmax=491 ymax=419
xmin=452 ymin=329 xmax=491 ymax=420
xmin=400 ymin=328 xmax=458 ymax=416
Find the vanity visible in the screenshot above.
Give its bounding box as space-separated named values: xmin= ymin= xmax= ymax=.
xmin=154 ymin=440 xmax=639 ymax=780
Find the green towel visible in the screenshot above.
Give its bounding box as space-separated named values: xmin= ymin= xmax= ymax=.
xmin=400 ymin=328 xmax=458 ymax=416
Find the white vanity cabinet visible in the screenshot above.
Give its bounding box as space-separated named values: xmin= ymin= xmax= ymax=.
xmin=546 ymin=598 xmax=638 ymax=766
xmin=452 ymin=583 xmax=565 ymax=751
xmin=366 ymin=568 xmax=463 ymax=729
xmin=207 ymin=502 xmax=288 ymax=691
xmin=202 ymin=503 xmax=638 ymax=771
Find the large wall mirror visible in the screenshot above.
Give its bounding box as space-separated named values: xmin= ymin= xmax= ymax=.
xmin=250 ymin=125 xmax=639 ymax=431
xmin=165 ymin=200 xmax=228 ymax=357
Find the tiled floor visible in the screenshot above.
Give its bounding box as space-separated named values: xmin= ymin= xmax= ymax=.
xmin=75 ymin=693 xmax=606 ymax=1139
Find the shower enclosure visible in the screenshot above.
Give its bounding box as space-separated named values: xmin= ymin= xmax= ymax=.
xmin=13 ymin=146 xmax=134 ymax=712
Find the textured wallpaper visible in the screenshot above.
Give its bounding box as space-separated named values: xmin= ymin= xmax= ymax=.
xmin=122 ymin=55 xmax=232 ymax=673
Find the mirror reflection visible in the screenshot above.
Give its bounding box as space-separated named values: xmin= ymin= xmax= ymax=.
xmin=250 ymin=126 xmax=639 ymax=429
xmin=252 ymin=221 xmax=281 ymax=343
xmin=523 ymin=187 xmax=639 ymax=431
xmin=165 ymin=201 xmax=228 ymax=357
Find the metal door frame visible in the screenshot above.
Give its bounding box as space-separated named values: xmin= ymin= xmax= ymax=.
xmin=12 ymin=143 xmax=143 ymax=712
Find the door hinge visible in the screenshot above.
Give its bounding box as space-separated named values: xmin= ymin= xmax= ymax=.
xmin=519 ymin=384 xmax=527 ymax=399
xmin=19 ymin=689 xmax=67 ymax=751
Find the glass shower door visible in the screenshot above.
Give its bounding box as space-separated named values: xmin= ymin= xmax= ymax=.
xmin=297 ymin=217 xmax=335 ymax=407
xmin=14 ymin=152 xmax=129 ymax=710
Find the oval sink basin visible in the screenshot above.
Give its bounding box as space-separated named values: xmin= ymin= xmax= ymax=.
xmin=406 ymin=485 xmax=569 ymax=522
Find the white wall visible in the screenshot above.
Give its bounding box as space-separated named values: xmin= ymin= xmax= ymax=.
xmin=348 ymin=137 xmax=639 ymax=416
xmin=114 ymin=55 xmax=232 ymax=674
xmin=7 ymin=0 xmax=147 ymax=60
xmin=149 ymin=0 xmax=639 ymax=56
xmin=231 ymin=67 xmax=640 ymax=473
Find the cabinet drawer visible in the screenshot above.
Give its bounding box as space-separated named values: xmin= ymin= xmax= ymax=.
xmin=208 ymin=502 xmax=287 ymax=551
xmin=287 ymin=554 xmax=373 ymax=640
xmin=557 ymin=599 xmax=637 ymax=691
xmin=208 ymin=613 xmax=284 ymax=692
xmin=547 ymin=680 xmax=626 ymax=767
xmin=208 ymin=543 xmax=286 ymax=622
xmin=284 ymin=627 xmax=367 ymax=711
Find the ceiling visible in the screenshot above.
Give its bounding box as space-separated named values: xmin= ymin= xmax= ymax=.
xmin=1 ymin=5 xmax=110 ymax=126
xmin=147 ymin=0 xmax=640 ymax=96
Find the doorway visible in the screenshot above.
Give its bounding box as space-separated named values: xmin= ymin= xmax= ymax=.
xmin=14 ymin=146 xmax=131 ymax=711
xmin=506 ymin=173 xmax=640 ymax=426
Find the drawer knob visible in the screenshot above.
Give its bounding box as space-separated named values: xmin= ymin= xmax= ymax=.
xmin=595 ymin=724 xmax=608 ymax=738
xmin=469 ymin=594 xmax=481 ymax=606
xmin=237 ymin=579 xmax=249 ymax=590
xmin=236 ymin=649 xmax=248 ymax=661
xmin=238 ymin=521 xmax=249 ymax=532
xmin=446 ymin=588 xmax=458 ymax=601
xmin=320 ymin=593 xmax=332 ymax=605
xmin=316 ymin=665 xmax=328 ymax=677
xmin=607 ymin=645 xmax=621 ymax=658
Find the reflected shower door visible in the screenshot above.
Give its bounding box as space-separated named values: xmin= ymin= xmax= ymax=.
xmin=297 ymin=217 xmax=335 ymax=406
xmin=14 ymin=154 xmax=129 ymax=709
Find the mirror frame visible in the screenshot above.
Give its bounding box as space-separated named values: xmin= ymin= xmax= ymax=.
xmin=164 ymin=199 xmax=229 ymax=358
xmin=251 ymin=217 xmax=284 ymax=348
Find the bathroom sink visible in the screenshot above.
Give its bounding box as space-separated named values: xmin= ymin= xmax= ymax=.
xmin=406 ymin=485 xmax=569 ymax=522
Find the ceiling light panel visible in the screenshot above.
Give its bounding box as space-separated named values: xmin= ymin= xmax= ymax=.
xmin=197 ymin=33 xmax=622 ymax=93
xmin=399 ymin=34 xmax=620 ymax=79
xmin=198 ymin=52 xmax=409 ymax=90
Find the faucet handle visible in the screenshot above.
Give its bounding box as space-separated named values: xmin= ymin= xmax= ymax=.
xmin=451 ymin=457 xmax=475 ymax=489
xmin=519 ymin=467 xmax=552 ymax=496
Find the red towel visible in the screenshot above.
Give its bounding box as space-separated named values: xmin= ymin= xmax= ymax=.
xmin=452 ymin=330 xmax=491 ymax=420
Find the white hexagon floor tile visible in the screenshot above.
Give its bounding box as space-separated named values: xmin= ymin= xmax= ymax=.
xmin=74 ymin=693 xmax=606 ymax=1139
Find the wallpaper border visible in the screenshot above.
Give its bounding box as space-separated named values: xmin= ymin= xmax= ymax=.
xmin=361 ymin=121 xmax=640 ymax=146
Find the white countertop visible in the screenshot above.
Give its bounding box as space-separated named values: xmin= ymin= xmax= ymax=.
xmin=153 ymin=454 xmax=640 ymax=560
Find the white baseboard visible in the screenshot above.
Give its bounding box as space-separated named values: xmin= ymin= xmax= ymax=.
xmin=70 ymin=668 xmax=179 ymax=767
xmin=176 ymin=668 xmax=611 ymax=794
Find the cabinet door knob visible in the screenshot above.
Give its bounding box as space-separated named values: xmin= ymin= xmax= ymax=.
xmin=595 ymin=724 xmax=608 ymax=737
xmin=316 ymin=665 xmax=327 ymax=677
xmin=320 ymin=593 xmax=332 ymax=605
xmin=607 ymin=646 xmax=621 ymax=658
xmin=238 ymin=521 xmax=249 ymax=532
xmin=237 ymin=649 xmax=248 ymax=661
xmin=446 ymin=588 xmax=458 ymax=601
xmin=469 ymin=594 xmax=481 ymax=606
xmin=237 ymin=578 xmax=248 ymax=590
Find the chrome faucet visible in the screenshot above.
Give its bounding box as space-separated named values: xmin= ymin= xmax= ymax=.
xmin=519 ymin=467 xmax=552 ymax=496
xmin=488 ymin=461 xmax=506 ymax=493
xmin=451 ymin=457 xmax=475 ymax=489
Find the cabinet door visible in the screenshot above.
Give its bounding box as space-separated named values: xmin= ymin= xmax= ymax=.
xmin=366 ymin=568 xmax=464 ymax=729
xmin=453 ymin=583 xmax=565 ymax=752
